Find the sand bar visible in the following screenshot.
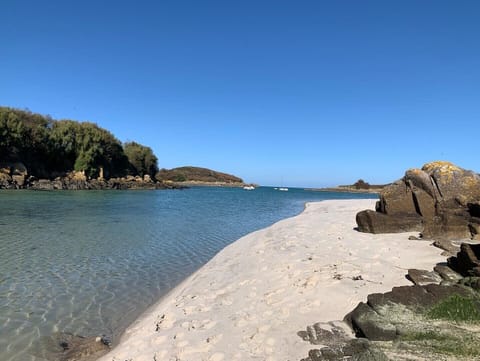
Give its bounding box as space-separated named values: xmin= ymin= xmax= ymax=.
xmin=97 ymin=199 xmax=445 ymax=361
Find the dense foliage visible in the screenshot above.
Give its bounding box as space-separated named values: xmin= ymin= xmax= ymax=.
xmin=353 ymin=179 xmax=370 ymax=189
xmin=124 ymin=142 xmax=158 ymax=178
xmin=0 ymin=107 xmax=158 ymax=179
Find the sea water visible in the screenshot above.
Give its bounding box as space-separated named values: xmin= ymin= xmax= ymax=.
xmin=0 ymin=187 xmax=376 ymax=360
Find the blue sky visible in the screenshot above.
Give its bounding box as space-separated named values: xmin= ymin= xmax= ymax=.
xmin=1 ymin=1 xmax=479 ymax=187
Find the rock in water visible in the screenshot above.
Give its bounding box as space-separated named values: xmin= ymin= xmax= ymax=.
xmin=356 ymin=161 xmax=480 ymax=240
xmin=37 ymin=332 xmax=111 ymax=361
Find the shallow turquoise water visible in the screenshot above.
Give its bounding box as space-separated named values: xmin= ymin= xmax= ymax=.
xmin=0 ymin=187 xmax=376 ymax=360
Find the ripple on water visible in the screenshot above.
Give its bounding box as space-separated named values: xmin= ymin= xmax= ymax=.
xmin=0 ymin=188 xmax=376 ymax=360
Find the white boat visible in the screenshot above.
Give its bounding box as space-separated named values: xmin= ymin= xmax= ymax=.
xmin=278 ymin=187 xmax=289 ymax=191
xmin=243 ymin=185 xmax=255 ymax=190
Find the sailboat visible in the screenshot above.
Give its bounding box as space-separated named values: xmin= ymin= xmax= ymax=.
xmin=277 ymin=177 xmax=288 ymax=191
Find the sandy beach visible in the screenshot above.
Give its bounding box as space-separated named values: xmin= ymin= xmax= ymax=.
xmin=97 ymin=199 xmax=445 ymax=361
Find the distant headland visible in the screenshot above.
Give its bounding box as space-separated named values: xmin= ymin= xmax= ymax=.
xmin=156 ymin=166 xmax=249 ymax=187
xmin=311 ymin=179 xmax=388 ymax=194
xmin=0 ymin=107 xmax=246 ymax=190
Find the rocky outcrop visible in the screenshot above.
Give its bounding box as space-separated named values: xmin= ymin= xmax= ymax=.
xmin=298 ymin=279 xmax=480 ymax=360
xmin=27 ymin=176 xmax=182 ymax=190
xmin=346 ymin=283 xmax=473 ymax=341
xmin=299 ymin=241 xmax=480 ymax=361
xmin=298 ymin=322 xmax=389 ymax=361
xmin=356 ymin=161 xmax=480 ymax=240
xmin=355 ymin=210 xmax=422 ymax=233
xmin=0 ymin=165 xmax=184 ymax=190
xmin=0 ymin=162 xmax=29 ymax=188
xmin=448 ymin=243 xmax=480 ymax=277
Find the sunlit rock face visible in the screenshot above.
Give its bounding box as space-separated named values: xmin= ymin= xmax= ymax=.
xmin=356 ymin=161 xmax=480 ymax=240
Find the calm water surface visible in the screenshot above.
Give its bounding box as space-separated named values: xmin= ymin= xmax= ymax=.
xmin=0 ymin=187 xmax=376 ymax=360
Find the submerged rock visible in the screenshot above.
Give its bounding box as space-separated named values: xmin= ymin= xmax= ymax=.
xmin=36 ymin=332 xmax=111 ymax=361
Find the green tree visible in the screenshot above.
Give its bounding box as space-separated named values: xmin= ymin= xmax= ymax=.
xmin=48 ymin=120 xmax=129 ymax=178
xmin=0 ymin=107 xmax=52 ymax=176
xmin=49 ymin=120 xmax=82 ymax=171
xmin=124 ymin=141 xmax=159 ymax=178
xmin=0 ymin=107 xmax=159 ymax=180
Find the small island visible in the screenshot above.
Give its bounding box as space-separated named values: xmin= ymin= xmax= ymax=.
xmin=311 ymin=179 xmax=388 ymax=194
xmin=156 ymin=166 xmax=249 ymax=187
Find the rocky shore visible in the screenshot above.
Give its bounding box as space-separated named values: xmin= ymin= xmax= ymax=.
xmin=300 ymin=161 xmax=480 ymax=360
xmin=39 ymin=161 xmax=480 ymax=361
xmin=311 ymin=187 xmax=382 ymax=194
xmin=356 ymin=161 xmax=480 ymax=240
xmin=91 ymin=199 xmax=445 ymax=361
xmin=0 ymin=162 xmax=184 ymax=190
xmin=300 ymin=242 xmax=480 ymax=360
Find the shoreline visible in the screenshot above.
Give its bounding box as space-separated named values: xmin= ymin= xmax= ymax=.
xmin=97 ymin=199 xmax=445 ymax=361
xmin=308 ymin=187 xmax=383 ymax=194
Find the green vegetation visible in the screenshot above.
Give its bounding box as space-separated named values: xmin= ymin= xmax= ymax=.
xmin=378 ymin=294 xmax=480 ymax=359
xmin=1 ymin=106 xmax=244 ymax=185
xmin=399 ymin=331 xmax=480 ymax=358
xmin=0 ymin=107 xmax=156 ymax=179
xmin=426 ymin=294 xmax=480 ymax=322
xmin=124 ymin=142 xmax=158 ymax=178
xmin=338 ymin=179 xmax=387 ymax=190
xmin=400 ymin=330 xmax=452 ymax=342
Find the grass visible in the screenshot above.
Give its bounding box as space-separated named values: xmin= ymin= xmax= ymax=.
xmin=387 ymin=294 xmax=480 ymax=358
xmin=399 ymin=331 xmax=480 ymax=357
xmin=400 ymin=330 xmax=451 ymax=342
xmin=426 ymin=294 xmax=480 ymax=322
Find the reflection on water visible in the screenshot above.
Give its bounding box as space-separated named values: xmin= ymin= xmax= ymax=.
xmin=0 ymin=187 xmax=376 ymax=360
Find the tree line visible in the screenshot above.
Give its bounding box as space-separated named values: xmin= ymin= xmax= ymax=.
xmin=0 ymin=107 xmax=158 ymax=179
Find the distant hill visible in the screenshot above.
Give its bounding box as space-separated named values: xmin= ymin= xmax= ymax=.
xmin=338 ymin=179 xmax=388 ymax=191
xmin=156 ymin=166 xmax=243 ymax=184
xmin=312 ymin=179 xmax=388 ymax=194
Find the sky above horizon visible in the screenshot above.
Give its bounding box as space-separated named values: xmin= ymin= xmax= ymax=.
xmin=2 ymin=1 xmax=480 ymax=187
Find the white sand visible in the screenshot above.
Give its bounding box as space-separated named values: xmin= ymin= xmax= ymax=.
xmin=98 ymin=199 xmax=445 ymax=361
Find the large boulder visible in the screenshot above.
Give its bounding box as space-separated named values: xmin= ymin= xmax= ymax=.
xmin=356 ymin=210 xmax=422 ymax=234
xmin=357 ymin=161 xmax=480 ymax=240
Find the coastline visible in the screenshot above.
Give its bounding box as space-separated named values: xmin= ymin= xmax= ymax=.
xmin=97 ymin=199 xmax=445 ymax=361
xmin=308 ymin=187 xmax=383 ymax=194
xmin=168 ymin=180 xmax=252 ymax=188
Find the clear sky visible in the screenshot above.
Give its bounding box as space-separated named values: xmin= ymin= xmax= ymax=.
xmin=1 ymin=1 xmax=479 ymax=187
